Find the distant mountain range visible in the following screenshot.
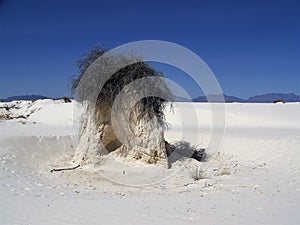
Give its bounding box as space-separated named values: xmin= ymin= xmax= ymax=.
xmin=0 ymin=95 xmax=72 ymax=102
xmin=247 ymin=93 xmax=300 ymax=103
xmin=192 ymin=94 xmax=246 ymax=103
xmin=1 ymin=93 xmax=299 ymax=103
xmin=177 ymin=93 xmax=300 ymax=103
xmin=0 ymin=95 xmax=49 ymax=102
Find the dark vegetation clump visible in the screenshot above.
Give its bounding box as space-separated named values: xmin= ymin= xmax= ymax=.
xmin=273 ymin=99 xmax=285 ymax=104
xmin=71 ymin=46 xmax=106 ymax=92
xmin=61 ymin=97 xmax=72 ymax=103
xmin=71 ymin=45 xmax=173 ymax=122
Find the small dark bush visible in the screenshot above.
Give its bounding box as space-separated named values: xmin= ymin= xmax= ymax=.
xmin=273 ymin=99 xmax=285 ymax=104
xmin=62 ymin=97 xmax=72 ymax=103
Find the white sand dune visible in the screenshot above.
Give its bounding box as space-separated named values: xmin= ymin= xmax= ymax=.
xmin=0 ymin=100 xmax=299 ymax=224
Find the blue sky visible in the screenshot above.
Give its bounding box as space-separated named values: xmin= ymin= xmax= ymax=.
xmin=0 ymin=0 xmax=299 ymax=99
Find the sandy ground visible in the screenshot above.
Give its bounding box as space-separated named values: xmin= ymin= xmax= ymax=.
xmin=0 ymin=100 xmax=299 ymax=224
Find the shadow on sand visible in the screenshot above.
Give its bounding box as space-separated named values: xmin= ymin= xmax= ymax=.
xmin=166 ymin=141 xmax=206 ymax=166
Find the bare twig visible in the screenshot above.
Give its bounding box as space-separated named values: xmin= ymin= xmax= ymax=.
xmin=50 ymin=164 xmax=80 ymax=173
